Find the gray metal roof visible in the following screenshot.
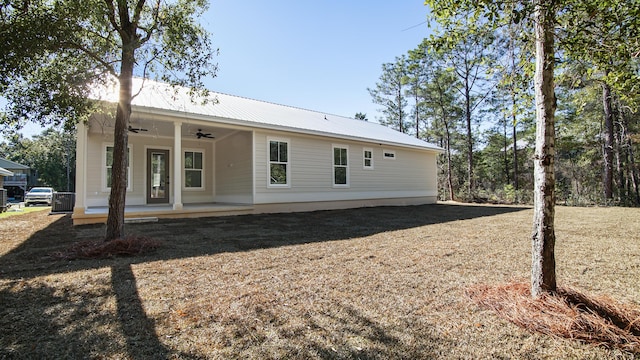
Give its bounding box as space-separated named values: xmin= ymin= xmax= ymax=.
xmin=100 ymin=79 xmax=443 ymax=152
xmin=0 ymin=158 xmax=29 ymax=170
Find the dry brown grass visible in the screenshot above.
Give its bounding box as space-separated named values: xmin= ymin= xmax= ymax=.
xmin=0 ymin=203 xmax=639 ymax=359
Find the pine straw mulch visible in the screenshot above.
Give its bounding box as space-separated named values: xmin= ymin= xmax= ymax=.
xmin=467 ymin=282 xmax=640 ymax=354
xmin=49 ymin=235 xmax=162 ymax=260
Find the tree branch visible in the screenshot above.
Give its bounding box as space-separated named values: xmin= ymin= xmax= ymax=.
xmin=102 ymin=0 xmax=121 ymax=33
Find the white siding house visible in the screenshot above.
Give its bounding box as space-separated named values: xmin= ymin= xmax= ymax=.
xmin=72 ymin=79 xmax=442 ymax=225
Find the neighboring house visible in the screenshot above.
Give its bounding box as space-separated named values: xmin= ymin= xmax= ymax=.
xmin=73 ymin=79 xmax=443 ymax=225
xmin=0 ymin=157 xmax=31 ymax=201
xmin=0 ymin=166 xmax=13 ymax=188
xmin=0 ymin=167 xmax=11 ymax=212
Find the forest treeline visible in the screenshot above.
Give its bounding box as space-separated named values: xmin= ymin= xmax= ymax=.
xmin=367 ymin=3 xmax=639 ymax=206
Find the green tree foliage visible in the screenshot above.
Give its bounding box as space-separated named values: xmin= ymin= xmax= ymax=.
xmin=368 ymin=56 xmax=409 ymax=133
xmin=1 ymin=0 xmax=217 ymax=240
xmin=420 ymin=0 xmax=639 ymax=297
xmin=428 ymin=17 xmax=498 ymax=197
xmin=0 ymin=128 xmax=76 ymax=191
xmin=354 ymin=112 xmax=368 ymax=121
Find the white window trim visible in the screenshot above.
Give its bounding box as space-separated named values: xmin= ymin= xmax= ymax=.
xmin=183 ymin=148 xmax=205 ymax=191
xmin=332 ymin=144 xmax=350 ymax=188
xmin=267 ymin=137 xmax=291 ymax=188
xmin=383 ymin=149 xmax=396 ymax=160
xmin=363 ymin=147 xmax=374 ymax=170
xmin=102 ymin=143 xmax=132 ymax=192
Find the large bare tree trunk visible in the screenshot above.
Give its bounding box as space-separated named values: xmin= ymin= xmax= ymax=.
xmin=105 ymin=54 xmax=133 ymax=241
xmin=531 ymin=0 xmax=557 ymax=298
xmin=105 ymin=3 xmax=138 ymax=241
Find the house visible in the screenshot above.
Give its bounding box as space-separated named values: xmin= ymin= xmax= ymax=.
xmin=0 ymin=157 xmax=31 ymax=201
xmin=0 ymin=167 xmax=11 ymax=212
xmin=72 ymin=79 xmax=443 ymax=225
xmin=0 ymin=166 xmax=13 ymax=188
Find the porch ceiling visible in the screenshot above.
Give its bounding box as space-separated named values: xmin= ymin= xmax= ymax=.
xmin=88 ymin=113 xmax=240 ymax=140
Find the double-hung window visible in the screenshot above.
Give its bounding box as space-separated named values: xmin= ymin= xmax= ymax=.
xmin=269 ymin=139 xmax=289 ymax=186
xmin=363 ymin=148 xmax=373 ymax=169
xmin=184 ymin=150 xmax=204 ymax=189
xmin=105 ymin=145 xmax=131 ymax=191
xmin=333 ymin=145 xmax=349 ymax=186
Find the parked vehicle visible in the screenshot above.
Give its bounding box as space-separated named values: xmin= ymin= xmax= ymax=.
xmin=24 ymin=187 xmax=54 ymax=206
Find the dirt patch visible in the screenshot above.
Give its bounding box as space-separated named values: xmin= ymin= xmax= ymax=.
xmin=0 ymin=203 xmax=639 ymax=359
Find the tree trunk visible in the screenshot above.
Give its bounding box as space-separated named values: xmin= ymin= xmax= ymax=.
xmin=628 ymin=142 xmax=640 ymax=205
xmin=531 ymin=0 xmax=557 ymax=298
xmin=444 ymin=120 xmax=455 ymax=201
xmin=512 ymin=100 xmax=519 ymax=191
xmin=465 ymin=80 xmax=474 ymax=196
xmin=602 ymin=79 xmax=614 ymax=202
xmin=415 ymin=91 xmax=420 ymax=138
xmin=504 ymin=114 xmax=510 ymax=185
xmin=614 ymin=111 xmax=625 ymax=202
xmin=397 ymin=86 xmax=404 ymax=133
xmin=620 ymin=109 xmax=640 ymax=205
xmin=105 ymin=37 xmax=135 ymax=241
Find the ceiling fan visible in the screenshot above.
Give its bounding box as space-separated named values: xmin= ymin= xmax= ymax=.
xmin=128 ymin=125 xmax=148 ymax=133
xmin=196 ymin=129 xmax=214 ymax=139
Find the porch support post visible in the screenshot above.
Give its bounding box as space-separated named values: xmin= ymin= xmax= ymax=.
xmin=73 ymin=121 xmax=88 ymax=215
xmin=173 ymin=122 xmax=183 ymax=210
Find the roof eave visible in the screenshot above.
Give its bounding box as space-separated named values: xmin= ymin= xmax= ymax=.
xmin=0 ymin=167 xmax=14 ymax=176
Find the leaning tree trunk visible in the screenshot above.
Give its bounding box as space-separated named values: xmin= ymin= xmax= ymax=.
xmin=531 ymin=0 xmax=557 ymax=298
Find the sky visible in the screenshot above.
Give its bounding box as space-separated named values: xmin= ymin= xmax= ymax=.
xmin=201 ymin=0 xmax=431 ymax=120
xmin=8 ymin=1 xmax=432 ymax=139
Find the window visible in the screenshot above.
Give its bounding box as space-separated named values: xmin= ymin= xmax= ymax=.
xmin=333 ymin=145 xmax=349 ymax=186
xmin=383 ymin=149 xmax=396 ymax=160
xmin=105 ymin=145 xmax=131 ymax=190
xmin=363 ymin=148 xmax=373 ymax=169
xmin=269 ymin=139 xmax=289 ymax=186
xmin=184 ymin=150 xmax=204 ymax=189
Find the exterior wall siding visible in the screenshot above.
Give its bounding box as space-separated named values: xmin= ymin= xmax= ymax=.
xmin=254 ymin=130 xmax=438 ymax=204
xmin=215 ymin=131 xmax=253 ymax=203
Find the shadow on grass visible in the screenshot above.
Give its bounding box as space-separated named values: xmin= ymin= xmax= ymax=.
xmin=0 ymin=279 xmax=115 ymax=358
xmin=0 ymin=203 xmax=529 ymax=280
xmin=0 ymin=203 xmax=527 ymax=359
xmin=111 ymin=264 xmax=171 ymax=360
xmin=190 ymin=297 xmax=450 ymax=358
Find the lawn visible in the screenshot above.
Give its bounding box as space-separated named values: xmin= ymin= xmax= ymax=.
xmin=0 ymin=203 xmax=638 ymax=359
xmin=0 ymin=204 xmax=49 ymax=219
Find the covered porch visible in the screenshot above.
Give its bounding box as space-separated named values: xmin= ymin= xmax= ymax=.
xmin=73 ymin=202 xmax=254 ymax=225
xmin=73 ymin=107 xmax=255 ymax=225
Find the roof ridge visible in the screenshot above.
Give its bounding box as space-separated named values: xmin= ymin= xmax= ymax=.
xmin=135 ymin=77 xmax=356 ymax=121
xmin=215 ymin=91 xmax=354 ymax=121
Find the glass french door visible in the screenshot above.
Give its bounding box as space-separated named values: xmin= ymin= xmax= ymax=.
xmin=147 ymin=149 xmax=170 ymax=204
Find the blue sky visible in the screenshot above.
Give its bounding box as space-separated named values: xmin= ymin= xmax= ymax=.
xmin=201 ymin=0 xmax=431 ymax=121
xmin=9 ymin=1 xmax=431 ymax=139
